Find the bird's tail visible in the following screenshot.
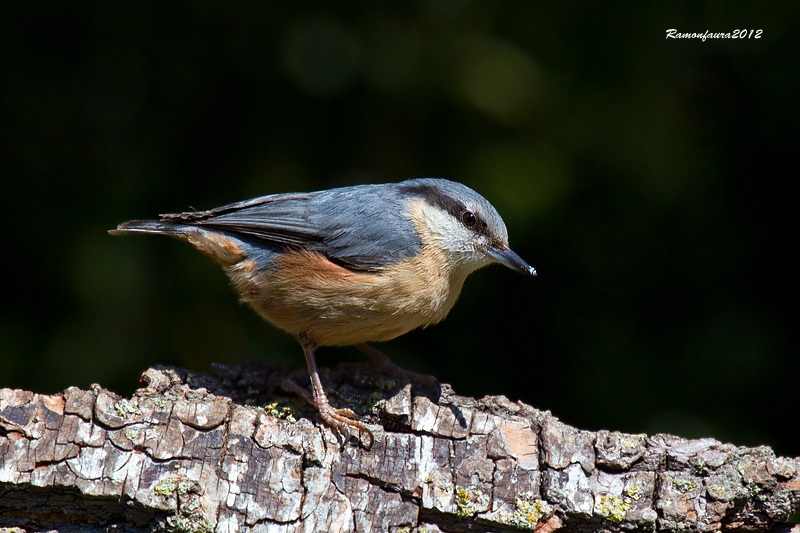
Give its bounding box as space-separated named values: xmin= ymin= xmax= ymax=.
xmin=109 ymin=219 xmax=245 ymax=265
xmin=108 ymin=219 xmax=189 ymax=237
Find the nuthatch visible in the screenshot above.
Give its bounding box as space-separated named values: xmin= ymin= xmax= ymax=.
xmin=110 ymin=178 xmax=536 ymax=445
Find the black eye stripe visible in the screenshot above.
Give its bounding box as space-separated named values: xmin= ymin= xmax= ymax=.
xmin=399 ymin=183 xmax=491 ymax=237
xmin=400 ymin=184 xmax=464 ymax=220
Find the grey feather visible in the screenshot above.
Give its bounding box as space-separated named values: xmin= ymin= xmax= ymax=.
xmin=156 ymin=183 xmax=426 ymax=270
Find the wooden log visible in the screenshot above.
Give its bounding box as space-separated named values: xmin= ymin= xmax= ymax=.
xmin=1 ymin=361 xmax=799 ymax=532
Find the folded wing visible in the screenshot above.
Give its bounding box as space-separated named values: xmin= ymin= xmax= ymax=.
xmin=158 ymin=184 xmax=421 ymax=271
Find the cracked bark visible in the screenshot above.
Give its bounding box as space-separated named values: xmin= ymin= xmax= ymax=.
xmin=1 ymin=361 xmax=799 ymax=533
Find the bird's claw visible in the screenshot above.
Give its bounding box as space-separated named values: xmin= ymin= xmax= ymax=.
xmin=281 ymin=378 xmax=374 ymax=448
xmin=316 ymin=402 xmax=374 ymax=449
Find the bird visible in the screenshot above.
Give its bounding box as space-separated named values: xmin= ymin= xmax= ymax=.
xmin=110 ymin=178 xmax=536 ymax=446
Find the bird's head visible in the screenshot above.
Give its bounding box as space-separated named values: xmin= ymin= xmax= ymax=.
xmin=399 ymin=178 xmax=536 ymax=277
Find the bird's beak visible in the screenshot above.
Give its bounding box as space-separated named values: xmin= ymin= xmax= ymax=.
xmin=487 ymin=245 xmax=537 ymax=277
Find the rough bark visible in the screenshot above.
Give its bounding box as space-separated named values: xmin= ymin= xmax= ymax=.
xmin=1 ymin=360 xmax=798 ymax=533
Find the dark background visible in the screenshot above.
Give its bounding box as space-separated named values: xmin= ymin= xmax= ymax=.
xmin=2 ymin=2 xmax=798 ymax=456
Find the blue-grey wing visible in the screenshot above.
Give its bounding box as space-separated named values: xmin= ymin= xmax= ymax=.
xmin=161 ymin=192 xmax=322 ymax=247
xmin=307 ymin=185 xmax=422 ymax=269
xmin=160 ymin=184 xmax=421 ymax=270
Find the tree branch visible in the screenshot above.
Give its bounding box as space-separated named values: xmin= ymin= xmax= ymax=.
xmin=1 ymin=361 xmax=798 ymax=532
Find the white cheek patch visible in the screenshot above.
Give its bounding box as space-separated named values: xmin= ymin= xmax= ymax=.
xmin=407 ymin=197 xmax=496 ymax=273
xmin=420 ymin=204 xmax=475 ymax=252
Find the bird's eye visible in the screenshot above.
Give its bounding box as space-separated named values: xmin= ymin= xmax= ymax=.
xmin=460 ymin=210 xmax=477 ymax=228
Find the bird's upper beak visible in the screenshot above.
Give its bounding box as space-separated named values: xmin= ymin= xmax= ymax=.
xmin=486 ymin=245 xmax=537 ymax=277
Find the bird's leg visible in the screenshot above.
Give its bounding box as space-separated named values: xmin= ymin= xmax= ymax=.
xmin=355 ymin=343 xmax=438 ymax=386
xmin=291 ymin=336 xmax=374 ymax=448
xmin=355 ymin=343 xmax=394 ymax=366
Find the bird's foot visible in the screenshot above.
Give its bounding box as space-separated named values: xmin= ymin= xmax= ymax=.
xmin=316 ymin=401 xmax=374 ymax=449
xmin=281 ymin=378 xmax=374 ymax=449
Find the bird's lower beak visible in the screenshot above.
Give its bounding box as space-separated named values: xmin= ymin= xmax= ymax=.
xmin=487 ymin=245 xmax=537 ymax=277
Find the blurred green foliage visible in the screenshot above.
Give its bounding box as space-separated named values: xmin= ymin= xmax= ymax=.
xmin=2 ymin=2 xmax=798 ymax=455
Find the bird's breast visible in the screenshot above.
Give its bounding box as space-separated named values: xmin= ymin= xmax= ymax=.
xmin=226 ymin=246 xmax=468 ymax=346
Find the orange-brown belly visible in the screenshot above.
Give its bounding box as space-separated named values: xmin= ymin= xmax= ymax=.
xmin=225 ymin=248 xmax=466 ymax=347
